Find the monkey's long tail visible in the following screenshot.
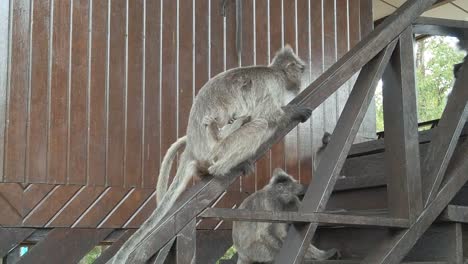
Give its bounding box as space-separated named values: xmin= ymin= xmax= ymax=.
xmin=156 ymin=136 xmax=187 ymax=203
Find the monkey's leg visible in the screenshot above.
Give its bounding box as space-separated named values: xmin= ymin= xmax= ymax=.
xmin=208 ymin=118 xmax=268 ymax=176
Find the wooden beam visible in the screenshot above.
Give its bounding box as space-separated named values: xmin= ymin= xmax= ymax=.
xmin=0 ymin=228 xmax=34 ymax=258
xmin=413 ymin=17 xmax=468 ymax=37
xmin=200 ymin=208 xmax=409 ymax=228
xmin=440 ymin=205 xmax=468 ymax=223
xmin=362 ymin=140 xmax=468 ymax=263
xmin=176 ymin=219 xmax=196 ymax=263
xmin=274 ymin=41 xmax=397 ymax=264
xmin=118 ymin=0 xmax=439 ymax=262
xmin=17 ymin=228 xmax=112 ymax=264
xmin=382 ymin=27 xmax=422 ymax=222
xmin=149 ymin=238 xmax=175 ymax=264
xmin=422 ymin=60 xmax=468 ymax=207
xmin=93 ymin=229 xmax=136 ymax=264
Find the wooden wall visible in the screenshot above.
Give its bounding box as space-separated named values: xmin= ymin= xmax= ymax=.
xmin=0 ymin=0 xmax=374 ymax=228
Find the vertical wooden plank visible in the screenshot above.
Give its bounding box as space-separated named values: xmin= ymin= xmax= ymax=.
xmin=297 ymin=0 xmax=312 ymax=185
xmin=26 ymin=0 xmax=50 ymax=183
xmin=125 ymin=0 xmax=144 ymax=187
xmin=323 ymin=0 xmax=337 ymax=135
xmin=269 ymin=0 xmax=285 ymax=171
xmin=48 ymin=0 xmax=70 ymax=184
xmin=283 ymin=0 xmax=299 ymax=180
xmin=254 ymin=0 xmax=271 ymax=189
xmin=194 ymin=0 xmax=209 ymax=95
xmin=360 ymin=0 xmax=373 ymax=39
xmin=88 ymin=0 xmax=108 ymax=186
xmin=310 ymin=0 xmax=324 ymax=182
xmin=5 ymin=0 xmax=31 ymax=182
xmin=224 ymin=0 xmax=241 ymax=193
xmin=142 ymin=0 xmax=161 ymax=188
xmin=240 ymin=0 xmax=255 ymax=194
xmin=0 ymin=0 xmax=9 ymax=182
xmin=382 ymin=28 xmax=422 ymax=222
xmin=358 ymin=0 xmax=377 ymax=142
xmin=160 ymin=0 xmax=177 ymax=187
xmin=335 ymin=0 xmax=349 ymax=120
xmin=107 ymin=0 xmax=126 ymax=186
xmin=210 ymin=0 xmax=223 ymax=77
xmin=176 ymin=219 xmax=196 ymax=264
xmin=348 ymin=0 xmax=360 ymax=48
xmin=68 ymin=0 xmax=89 ymax=185
xmin=178 ymin=0 xmax=193 ymax=137
xmin=17 ymin=228 xmax=112 ymax=264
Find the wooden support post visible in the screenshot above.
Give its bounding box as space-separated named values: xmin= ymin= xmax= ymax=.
xmin=362 ymin=140 xmax=468 ymax=264
xmin=382 ymin=27 xmax=422 ymax=222
xmin=176 ymin=219 xmax=196 ymax=264
xmin=422 ymin=61 xmax=468 ymax=207
xmin=274 ymin=42 xmax=397 ymax=264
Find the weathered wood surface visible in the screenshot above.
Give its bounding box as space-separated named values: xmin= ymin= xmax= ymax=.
xmin=0 ymin=228 xmax=34 ymax=258
xmin=362 ymin=139 xmax=468 ymax=263
xmin=17 ymin=228 xmax=112 ymax=264
xmin=274 ymin=40 xmax=397 ymax=264
xmin=200 ymin=208 xmax=409 ymax=228
xmin=382 ymin=27 xmax=422 ymax=222
xmin=413 ymin=17 xmax=468 ymax=37
xmin=93 ymin=230 xmax=136 ymax=264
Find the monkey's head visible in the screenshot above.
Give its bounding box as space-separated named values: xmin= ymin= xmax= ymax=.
xmin=268 ymin=168 xmax=306 ymax=205
xmin=270 ymin=45 xmax=307 ymax=93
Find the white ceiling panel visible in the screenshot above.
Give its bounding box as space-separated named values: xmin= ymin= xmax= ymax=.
xmin=373 ymin=0 xmax=468 ymax=21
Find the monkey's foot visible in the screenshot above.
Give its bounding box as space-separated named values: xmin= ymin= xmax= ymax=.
xmin=282 ymin=105 xmax=312 ymax=123
xmin=238 ymin=160 xmax=255 ymax=176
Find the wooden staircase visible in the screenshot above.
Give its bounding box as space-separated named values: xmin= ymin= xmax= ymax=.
xmin=103 ymin=0 xmax=468 ymax=263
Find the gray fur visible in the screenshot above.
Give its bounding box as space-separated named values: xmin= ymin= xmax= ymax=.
xmin=232 ymin=168 xmax=339 ymax=264
xmin=313 ymin=132 xmax=331 ymax=171
xmin=109 ymin=45 xmax=312 ymax=264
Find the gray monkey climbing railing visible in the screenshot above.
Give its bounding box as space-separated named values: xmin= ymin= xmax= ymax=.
xmin=99 ymin=0 xmax=468 ymax=263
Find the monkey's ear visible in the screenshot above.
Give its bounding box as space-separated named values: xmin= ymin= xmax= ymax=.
xmin=273 ymin=168 xmax=286 ymax=176
xmin=283 ymin=44 xmax=294 ymax=53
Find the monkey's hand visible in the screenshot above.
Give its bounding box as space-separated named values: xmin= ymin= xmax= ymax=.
xmin=282 ymin=105 xmax=312 ymax=123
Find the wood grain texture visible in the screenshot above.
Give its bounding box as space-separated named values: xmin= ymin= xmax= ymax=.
xmin=5 ymin=0 xmax=31 ymax=182
xmin=68 ymin=0 xmax=89 ymax=185
xmin=142 ymin=0 xmax=161 ymax=188
xmin=107 ymin=0 xmax=126 ymax=186
xmin=17 ymin=228 xmax=112 ymax=264
xmin=27 ymin=0 xmax=50 ymax=183
xmin=125 ymin=0 xmax=144 ymax=188
xmin=48 ymin=0 xmax=70 ymax=184
xmin=88 ymin=0 xmax=108 ymax=186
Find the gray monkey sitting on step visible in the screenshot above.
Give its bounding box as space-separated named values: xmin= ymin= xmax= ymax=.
xmin=232 ymin=168 xmax=340 ymax=264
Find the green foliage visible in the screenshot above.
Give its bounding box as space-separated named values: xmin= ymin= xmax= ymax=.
xmin=375 ymin=36 xmax=465 ymax=132
xmin=216 ymin=246 xmax=237 ymax=263
xmin=79 ymin=246 xmax=104 ymax=264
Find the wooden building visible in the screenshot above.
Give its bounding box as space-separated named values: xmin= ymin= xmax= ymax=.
xmin=0 ymin=0 xmax=467 ymax=263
